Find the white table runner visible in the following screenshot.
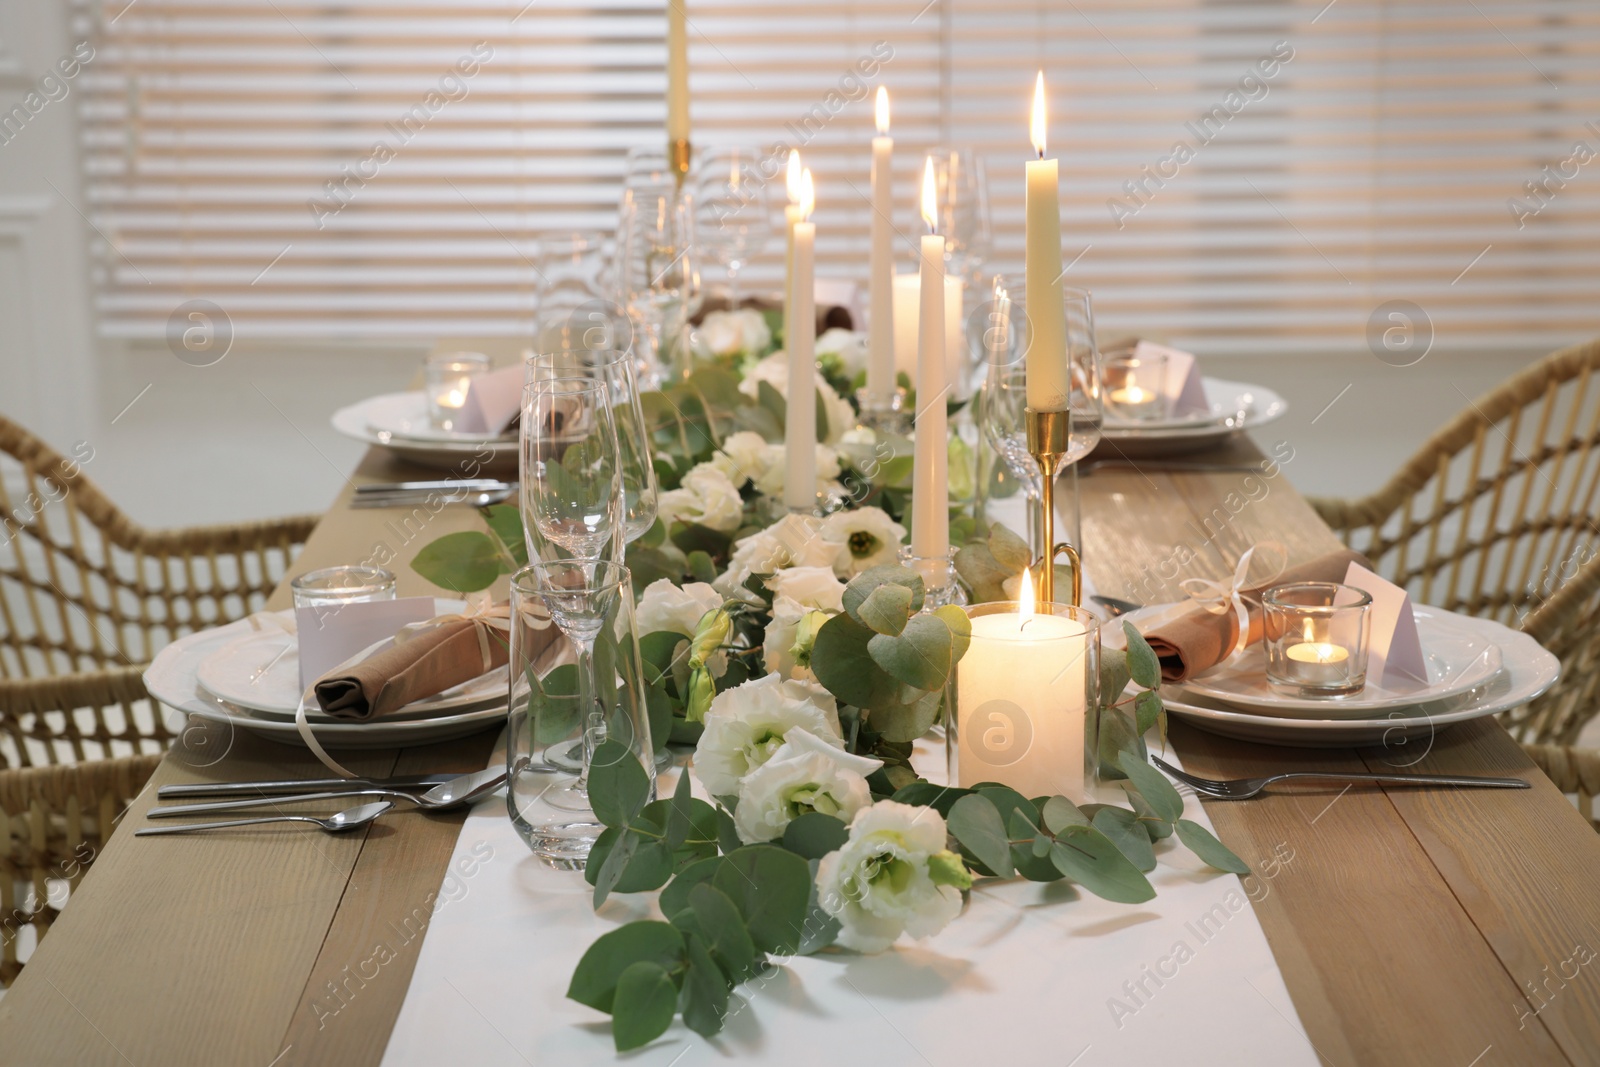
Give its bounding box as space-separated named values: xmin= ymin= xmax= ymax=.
xmin=378 ymin=736 xmax=1319 ymax=1066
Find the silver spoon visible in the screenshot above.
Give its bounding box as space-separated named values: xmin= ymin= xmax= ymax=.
xmin=135 ymin=801 xmax=393 ymax=837
xmin=146 ymin=766 xmax=506 ymax=819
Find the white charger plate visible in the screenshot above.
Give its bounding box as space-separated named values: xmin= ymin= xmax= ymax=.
xmin=1100 ymin=377 xmax=1287 ymax=457
xmin=195 ymin=609 xmax=505 ymax=722
xmin=331 ymin=392 xmax=517 ymax=473
xmin=147 ymin=619 xmax=507 ymax=749
xmin=1179 ymin=606 xmax=1503 ymax=716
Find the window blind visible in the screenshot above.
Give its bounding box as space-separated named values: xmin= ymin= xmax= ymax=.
xmin=78 ymin=1 xmax=1600 ymax=355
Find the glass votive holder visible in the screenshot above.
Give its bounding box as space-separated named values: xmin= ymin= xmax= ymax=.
xmin=1262 ymin=582 xmax=1373 ymax=697
xmin=290 ymin=565 xmax=398 ymax=610
xmin=1104 ymin=351 xmax=1171 ymax=421
xmin=898 ymin=547 xmax=967 ymax=609
xmin=424 ymin=351 xmax=491 ymax=430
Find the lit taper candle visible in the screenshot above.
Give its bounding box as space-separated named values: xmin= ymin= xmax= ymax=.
xmin=1024 ymin=71 xmax=1068 ymax=410
xmin=867 ymin=86 xmax=895 ymax=401
xmin=910 ymin=157 xmax=949 ymax=572
xmin=783 ymin=150 xmax=803 ymax=360
xmin=784 ymin=169 xmax=817 ymax=511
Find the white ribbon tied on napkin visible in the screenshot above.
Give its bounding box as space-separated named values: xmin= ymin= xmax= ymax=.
xmin=294 ymin=593 xmax=512 ymax=779
xmin=1178 ymin=541 xmax=1288 ymax=660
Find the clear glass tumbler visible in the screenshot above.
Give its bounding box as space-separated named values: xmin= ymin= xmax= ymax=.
xmin=290 ymin=565 xmax=397 ymax=610
xmin=424 ymin=351 xmax=491 ymax=430
xmin=1262 ymin=582 xmax=1373 ymax=697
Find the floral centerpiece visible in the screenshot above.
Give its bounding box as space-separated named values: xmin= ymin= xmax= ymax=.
xmin=409 ymin=310 xmax=1247 ymax=1052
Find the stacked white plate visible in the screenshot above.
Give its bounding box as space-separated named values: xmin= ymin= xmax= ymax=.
xmin=1113 ymin=604 xmax=1559 ymax=748
xmin=145 ymin=602 xmax=509 ymax=749
xmin=331 ymin=391 xmax=517 ymax=472
xmin=1101 ymin=376 xmax=1288 ymax=458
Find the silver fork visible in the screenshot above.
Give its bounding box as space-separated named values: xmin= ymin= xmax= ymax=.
xmin=1148 ymin=755 xmax=1530 ymax=801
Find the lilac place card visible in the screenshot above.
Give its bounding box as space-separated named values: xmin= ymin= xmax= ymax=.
xmin=1343 ymin=562 xmax=1430 ymax=685
xmin=296 ymin=596 xmax=437 ymax=689
xmin=454 ymin=365 xmax=524 ymax=436
xmin=1132 ymin=340 xmax=1209 ymax=417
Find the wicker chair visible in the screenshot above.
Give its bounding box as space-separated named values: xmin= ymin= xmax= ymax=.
xmin=0 ymin=752 xmax=161 ymax=986
xmin=0 ymin=415 xmax=317 ymax=765
xmin=1309 ymin=339 xmax=1600 ymax=740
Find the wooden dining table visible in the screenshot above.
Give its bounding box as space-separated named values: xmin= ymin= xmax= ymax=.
xmin=2 ymin=436 xmax=1599 ymax=1067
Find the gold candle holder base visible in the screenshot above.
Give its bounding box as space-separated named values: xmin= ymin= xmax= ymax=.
xmin=669 ymin=138 xmax=692 ymax=184
xmin=1025 ymin=406 xmax=1082 ymax=608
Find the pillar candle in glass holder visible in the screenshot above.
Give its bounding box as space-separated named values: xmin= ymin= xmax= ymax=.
xmin=911 ymin=158 xmax=948 ymax=570
xmin=867 ymin=86 xmax=895 ymax=401
xmin=784 ymin=169 xmax=817 ymax=512
xmin=1024 ymin=71 xmax=1068 ymax=411
xmin=956 ymin=570 xmax=1093 ymax=801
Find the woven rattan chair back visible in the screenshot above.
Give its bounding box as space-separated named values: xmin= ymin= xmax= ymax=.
xmin=0 ymin=751 xmax=160 ymax=986
xmin=0 ymin=667 xmax=175 ymax=769
xmin=0 ymin=416 xmax=315 ymax=678
xmin=1501 ymin=552 xmax=1600 ymax=746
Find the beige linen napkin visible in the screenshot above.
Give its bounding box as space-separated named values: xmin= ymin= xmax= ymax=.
xmin=314 ymin=611 xmax=521 ymax=721
xmin=1143 ymin=548 xmax=1371 ymax=683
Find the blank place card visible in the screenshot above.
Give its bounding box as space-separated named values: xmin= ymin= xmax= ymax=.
xmin=454 ymin=365 xmax=525 ymax=436
xmin=296 ymin=596 xmax=437 ymax=689
xmin=1343 ymin=562 xmax=1429 ymax=686
xmin=1132 ymin=340 xmax=1209 ymax=416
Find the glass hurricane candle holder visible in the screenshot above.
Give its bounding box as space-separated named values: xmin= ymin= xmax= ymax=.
xmin=1262 ymin=582 xmax=1373 ymax=697
xmin=1103 ymin=350 xmax=1170 ymax=421
xmin=289 ymin=565 xmax=397 ymax=610
xmin=424 ymin=351 xmax=491 ymax=430
xmin=898 ymin=548 xmax=967 ymax=609
xmin=949 ymin=597 xmax=1100 ymax=803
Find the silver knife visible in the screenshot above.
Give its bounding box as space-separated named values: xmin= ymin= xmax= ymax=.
xmin=356 ymin=479 xmax=512 ymax=494
xmin=158 ymin=773 xmax=461 ymax=799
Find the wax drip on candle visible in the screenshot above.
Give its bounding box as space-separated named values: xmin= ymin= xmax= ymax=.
xmin=1031 ymin=71 xmax=1047 ymax=160
xmin=876 ymin=84 xmax=889 ymax=136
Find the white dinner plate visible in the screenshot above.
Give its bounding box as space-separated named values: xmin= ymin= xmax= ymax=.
xmin=360 ymin=391 xmax=514 ymax=445
xmin=331 ymin=392 xmax=517 ymax=474
xmin=1099 ymin=377 xmax=1288 ymax=457
xmin=1180 ymin=607 xmax=1503 ymax=716
xmin=195 ymin=609 xmax=506 ymax=721
xmin=147 ymin=620 xmax=507 ymax=749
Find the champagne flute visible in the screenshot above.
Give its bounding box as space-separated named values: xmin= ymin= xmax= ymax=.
xmin=520 ymin=376 xmax=621 ymax=563
xmin=692 ymin=146 xmax=774 ymax=311
xmin=617 ymin=188 xmax=699 ymax=386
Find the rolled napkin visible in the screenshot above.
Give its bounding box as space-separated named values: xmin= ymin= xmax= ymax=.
xmin=1144 ymin=548 xmax=1372 ymax=683
xmin=314 ymin=603 xmax=522 ymax=721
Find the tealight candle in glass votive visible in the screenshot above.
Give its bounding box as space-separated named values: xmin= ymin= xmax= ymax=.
xmin=1104 ymin=351 xmax=1170 ymax=421
xmin=1262 ymin=582 xmax=1372 ymax=696
xmin=290 ymin=565 xmax=398 ymax=610
xmin=424 ymin=351 xmax=491 ymax=430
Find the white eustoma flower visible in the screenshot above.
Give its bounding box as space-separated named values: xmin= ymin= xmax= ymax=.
xmin=716 ymin=513 xmax=851 ymax=593
xmin=699 ymin=308 xmax=772 ymax=357
xmin=692 ymin=673 xmax=842 ymax=798
xmin=658 ymin=463 xmax=744 ymax=533
xmin=705 ymin=430 xmax=772 ymax=488
xmin=815 ymin=800 xmax=971 ymax=953
xmin=820 ymin=506 xmax=907 ymax=576
xmin=765 ymin=565 xmax=847 ymax=613
xmin=816 ymin=327 xmax=869 ymax=378
xmin=738 ymin=352 xmax=857 ymax=444
xmin=751 ymin=442 xmax=842 ymax=500
xmin=636 ymin=579 xmax=722 ymax=638
xmin=733 ymin=728 xmax=882 ymax=844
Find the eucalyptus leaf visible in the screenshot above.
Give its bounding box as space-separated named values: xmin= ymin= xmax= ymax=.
xmin=688 ymin=882 xmax=759 ymax=981
xmin=1049 ymin=826 xmax=1157 ymax=903
xmin=1123 ymin=621 xmax=1162 ymax=690
xmin=1097 ymin=706 xmax=1147 ymax=781
xmin=855 ymin=582 xmax=913 ymax=636
xmin=841 ymin=565 xmax=926 ymax=622
xmin=481 ymin=505 xmax=529 ymax=568
xmin=1134 ymin=689 xmax=1164 ymax=736
xmin=866 ymin=689 xmax=943 ymax=744
xmin=891 ymin=781 xmax=970 ymax=816
xmin=409 ymin=531 xmax=503 ymax=593
xmin=1175 ymin=819 xmax=1251 ymax=874
xmin=712 ymin=846 xmax=811 ymax=955
xmin=588 ymin=825 xmax=639 ymax=908
xmin=610 ymin=961 xmax=678 ymax=1052
xmin=780 ymin=811 xmax=849 ymax=860
xmin=1098 ymin=647 xmax=1131 ymax=708
xmin=588 ymin=739 xmax=652 ymax=828
xmin=671 ymin=522 xmax=733 ymax=561
xmin=681 ymin=931 xmax=732 ymax=1037
xmin=660 ymin=856 xmax=723 ymax=918
xmin=1041 ymin=795 xmax=1090 ymax=834
xmin=1117 ymin=751 xmax=1185 ymax=825
xmin=947 ymin=794 xmax=1014 ymax=878
xmin=988 ymin=523 xmax=1033 ymax=573
xmin=811 ymin=613 xmax=903 ymax=709
xmin=756 ymin=379 xmax=788 ymax=431
xmin=665 ymin=772 xmax=695 ymax=851
xmin=797 ymin=857 xmax=844 ymax=955
xmin=953 ymin=542 xmax=1011 ymax=604
xmin=1126 ymin=787 xmax=1175 ymax=840
xmin=567 ymin=921 xmax=685 ymax=1014
xmin=867 ymin=613 xmax=953 ymax=691
xmin=1092 ymin=806 xmax=1158 ymax=872
xmin=715 ymin=806 xmax=742 ymax=854
xmin=687 ymin=550 xmax=718 ymax=584
xmin=933 ymin=604 xmax=972 ymax=664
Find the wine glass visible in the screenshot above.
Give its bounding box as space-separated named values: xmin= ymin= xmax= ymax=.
xmin=520 ymin=376 xmax=621 ymax=563
xmin=529 ymin=349 xmax=659 ymax=553
xmin=692 ymin=146 xmax=775 ymax=311
xmin=617 ymin=188 xmax=699 ymax=386
xmin=534 ymin=230 xmax=623 ymax=354
xmin=930 ymin=147 xmax=992 ymax=287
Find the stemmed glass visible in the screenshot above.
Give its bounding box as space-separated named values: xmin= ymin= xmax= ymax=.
xmin=930 ymin=147 xmax=992 ymax=287
xmin=533 ymin=230 xmax=624 ymax=355
xmin=692 ymin=146 xmax=774 ymax=310
xmin=521 ymin=375 xmax=621 ymax=563
xmin=617 ymin=188 xmax=699 ymax=386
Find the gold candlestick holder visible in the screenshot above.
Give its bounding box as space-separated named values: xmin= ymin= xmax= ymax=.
xmin=669 ymin=138 xmax=692 ymax=185
xmin=1025 ymin=406 xmax=1083 ymax=607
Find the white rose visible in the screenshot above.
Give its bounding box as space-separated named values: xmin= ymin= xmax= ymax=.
xmin=693 ymin=673 xmax=843 ymax=798
xmin=659 ymin=463 xmax=744 ymax=533
xmin=733 ymin=728 xmax=881 ymax=844
xmin=751 ymin=442 xmax=842 ymax=500
xmin=815 ymin=799 xmax=970 ymax=953
xmin=821 ymin=506 xmax=907 ymax=576
xmin=706 ymin=430 xmax=771 ymax=487
xmin=699 ymin=308 xmax=772 ymax=357
xmin=738 ymin=352 xmax=857 ymax=444
xmin=816 ymin=328 xmax=869 ymax=378
xmin=716 ymin=513 xmax=852 ymax=594
xmin=765 ymin=565 xmax=846 ymax=612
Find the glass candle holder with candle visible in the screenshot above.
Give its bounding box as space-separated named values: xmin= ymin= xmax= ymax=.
xmin=897 ymin=548 xmax=967 ymax=609
xmin=290 ymin=565 xmax=397 ymax=610
xmin=1103 ymin=351 xmax=1171 ymax=421
xmin=949 ymin=569 xmax=1100 ymax=803
xmin=1262 ymin=582 xmax=1373 ymax=696
xmin=424 ymin=351 xmax=491 ymax=430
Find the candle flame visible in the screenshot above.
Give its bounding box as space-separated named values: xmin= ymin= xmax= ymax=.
xmin=1030 ymin=71 xmax=1047 ymax=158
xmin=1302 ymin=618 xmax=1316 ymax=643
xmin=786 ymin=149 xmax=803 ymax=204
xmin=1019 ymin=565 xmax=1035 ymax=619
xmin=920 ymin=156 xmax=938 ymax=233
xmin=799 ymin=168 xmax=814 ymax=220
xmin=875 ymin=85 xmax=890 ymax=135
